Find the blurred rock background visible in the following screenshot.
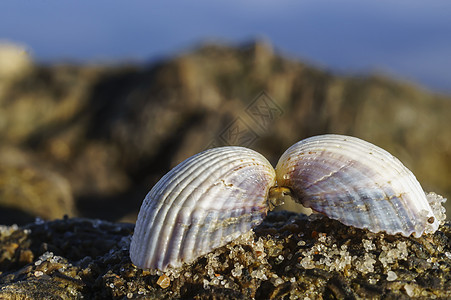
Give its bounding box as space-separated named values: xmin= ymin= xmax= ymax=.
xmin=0 ymin=41 xmax=450 ymax=225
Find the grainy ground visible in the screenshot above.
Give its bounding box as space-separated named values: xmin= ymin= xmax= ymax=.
xmin=0 ymin=212 xmax=450 ymax=299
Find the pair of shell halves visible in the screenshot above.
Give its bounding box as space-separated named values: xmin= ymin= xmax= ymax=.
xmin=130 ymin=134 xmax=442 ymax=271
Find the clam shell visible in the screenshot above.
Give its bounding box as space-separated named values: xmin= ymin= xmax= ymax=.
xmin=275 ymin=134 xmax=439 ymax=238
xmin=130 ymin=147 xmax=276 ymax=271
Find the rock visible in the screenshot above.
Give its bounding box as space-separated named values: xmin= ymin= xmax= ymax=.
xmin=0 ymin=211 xmax=450 ymax=299
xmin=0 ymin=43 xmax=32 ymax=83
xmin=0 ymin=41 xmax=450 ymax=224
xmin=0 ymin=148 xmax=76 ymax=225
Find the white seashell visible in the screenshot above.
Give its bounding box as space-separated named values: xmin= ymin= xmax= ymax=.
xmin=130 ymin=134 xmax=444 ymax=271
xmin=130 ymin=147 xmax=276 ymax=271
xmin=275 ymin=134 xmax=439 ymax=238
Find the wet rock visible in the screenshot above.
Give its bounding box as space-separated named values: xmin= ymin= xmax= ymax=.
xmin=0 ymin=212 xmax=450 ymax=299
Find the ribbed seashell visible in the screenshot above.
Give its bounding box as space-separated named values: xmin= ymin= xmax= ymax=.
xmin=276 ymin=134 xmax=439 ymax=238
xmin=130 ymin=147 xmax=277 ymax=271
xmin=131 ymin=134 xmax=443 ymax=271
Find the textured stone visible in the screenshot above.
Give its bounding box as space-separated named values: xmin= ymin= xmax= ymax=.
xmin=0 ymin=41 xmax=450 ymax=224
xmin=0 ymin=148 xmax=75 ymax=225
xmin=0 ymin=211 xmax=450 ymax=299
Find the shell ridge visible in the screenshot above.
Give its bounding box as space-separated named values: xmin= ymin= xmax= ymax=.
xmin=338 ymin=140 xmax=431 ymax=235
xmin=176 ymin=158 xmax=247 ymax=263
xmin=180 ymin=156 xmax=274 ymax=266
xmin=139 ymin=148 xmax=223 ymax=241
xmin=133 ymin=147 xmax=245 ymax=269
xmin=345 ymin=138 xmax=430 ymax=218
xmin=369 ymin=188 xmax=405 ymax=233
xmin=179 ymin=183 xmax=225 ymax=264
xmin=275 ymin=134 xmax=438 ymax=238
xmin=231 ymin=165 xmax=272 ymax=233
xmin=301 ymin=157 xmax=351 ymax=191
xmin=153 ymin=149 xmax=250 ymax=269
xmin=362 ymin=189 xmax=406 ymax=235
xmin=198 ymin=161 xmax=274 ymax=256
xmin=336 ymin=136 xmax=431 ymax=235
xmin=152 ymin=147 xmax=275 ymax=270
xmin=286 ymin=155 xmax=375 ymax=229
xmin=385 ymin=176 xmax=431 ymax=236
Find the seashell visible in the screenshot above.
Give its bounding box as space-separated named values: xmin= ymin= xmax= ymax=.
xmin=275 ymin=134 xmax=439 ymax=238
xmin=130 ymin=134 xmax=443 ymax=271
xmin=130 ymin=147 xmax=277 ymax=271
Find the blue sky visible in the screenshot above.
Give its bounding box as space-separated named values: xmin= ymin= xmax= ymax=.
xmin=1 ymin=0 xmax=450 ymax=93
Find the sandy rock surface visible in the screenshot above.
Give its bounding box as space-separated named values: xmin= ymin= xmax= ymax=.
xmin=0 ymin=211 xmax=450 ymax=299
